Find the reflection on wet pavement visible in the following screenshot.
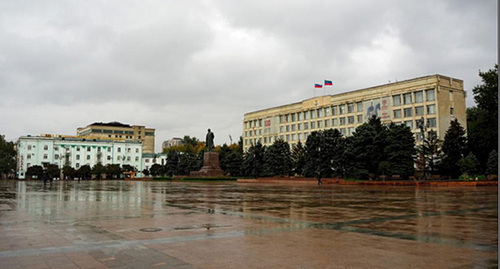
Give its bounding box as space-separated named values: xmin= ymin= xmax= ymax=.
xmin=0 ymin=180 xmax=497 ymax=268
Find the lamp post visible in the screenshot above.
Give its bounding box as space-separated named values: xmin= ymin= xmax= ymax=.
xmin=417 ymin=117 xmax=429 ymax=180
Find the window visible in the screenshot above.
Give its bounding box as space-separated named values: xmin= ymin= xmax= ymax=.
xmin=118 ymin=148 xmax=121 ymax=153
xmin=347 ymin=103 xmax=354 ymax=113
xmin=285 ymin=115 xmax=289 ymax=123
xmin=297 ymin=123 xmax=302 ymax=131
xmin=286 ymin=135 xmax=290 ymax=141
xmin=317 ymin=121 xmax=322 ymax=128
xmin=426 ymin=89 xmax=435 ymax=101
xmin=427 ymin=118 xmax=436 ymax=127
xmin=87 ymin=147 xmax=91 ymax=152
xmin=404 ymin=108 xmax=413 ymax=117
xmin=332 ymin=118 xmax=338 ymax=126
xmin=54 ymin=146 xmax=58 ymax=151
xmin=325 ymin=120 xmax=330 ymax=127
xmin=393 ymin=109 xmax=402 ymax=119
xmin=27 ymin=145 xmax=32 ymax=150
xmin=339 ymin=105 xmax=346 ymax=114
xmin=450 ymin=107 xmax=454 ymax=115
xmin=291 ymin=113 xmax=296 ymax=122
xmin=279 ymin=116 xmax=284 ymax=124
xmin=339 ymin=117 xmax=346 ymax=125
xmin=259 ymin=119 xmax=262 ymax=127
xmin=339 ymin=128 xmax=346 ymax=135
xmin=310 ymin=110 xmax=316 ymax=119
xmin=286 ymin=125 xmax=290 ymax=132
xmin=298 ymin=133 xmax=302 ymax=141
xmin=127 ymin=156 xmax=131 ymax=161
xmin=348 ymin=116 xmax=355 ymax=124
xmin=76 ymin=155 xmax=80 ymax=160
xmin=403 ymin=93 xmax=412 ymax=104
xmin=43 ymin=145 xmax=48 ymax=150
xmin=76 ymin=163 xmax=80 ymax=168
xmin=357 ymin=115 xmax=363 ymax=123
xmin=54 ymin=154 xmax=59 ymax=160
xmin=415 ymin=106 xmax=424 ymax=116
xmin=303 ymin=111 xmax=309 ymax=120
xmin=291 ymin=124 xmax=296 ymax=131
xmin=27 ymin=154 xmax=31 ymax=159
xmin=107 ymin=156 xmax=111 ymax=161
xmin=280 ymin=126 xmax=284 ymax=133
xmin=317 ymin=109 xmax=323 ymax=118
xmin=87 ymin=155 xmax=90 ymax=160
xmin=348 ymin=127 xmax=355 ymax=135
xmin=127 ymin=148 xmax=131 ymax=153
xmin=43 ymin=154 xmax=48 ymax=159
xmin=332 ymin=106 xmax=338 ymax=116
xmin=135 ymin=157 xmax=139 ymax=161
xmin=77 ymin=147 xmax=81 ymax=151
xmin=297 ymin=113 xmax=301 ymax=121
xmin=415 ymin=91 xmax=423 ymax=103
xmin=304 ymin=122 xmax=309 ymax=130
xmin=405 ymin=120 xmax=413 ymax=129
xmin=356 ymin=102 xmax=363 ymax=112
xmin=291 ymin=134 xmax=296 ymax=141
xmin=311 ymin=121 xmax=316 ymax=129
xmin=325 ymin=107 xmax=331 ymax=117
xmin=427 ymin=105 xmax=436 ymax=114
xmin=393 ymin=95 xmax=401 ymax=106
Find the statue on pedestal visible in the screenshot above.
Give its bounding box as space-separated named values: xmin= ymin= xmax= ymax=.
xmin=206 ymin=129 xmax=215 ymax=152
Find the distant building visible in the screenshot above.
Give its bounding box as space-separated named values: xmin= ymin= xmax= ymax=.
xmin=162 ymin=138 xmax=183 ymax=151
xmin=77 ymin=122 xmax=155 ymax=154
xmin=16 ymin=135 xmax=143 ymax=179
xmin=142 ymin=153 xmax=168 ymax=173
xmin=242 ymin=74 xmax=466 ymax=151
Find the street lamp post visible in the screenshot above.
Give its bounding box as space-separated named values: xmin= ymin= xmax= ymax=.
xmin=417 ymin=117 xmax=429 ymax=180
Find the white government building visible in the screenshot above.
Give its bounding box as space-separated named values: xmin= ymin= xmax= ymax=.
xmin=16 ymin=135 xmax=143 ymax=179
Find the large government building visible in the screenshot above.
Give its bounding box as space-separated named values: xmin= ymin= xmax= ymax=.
xmin=77 ymin=122 xmax=155 ymax=154
xmin=242 ymin=75 xmax=466 ymax=151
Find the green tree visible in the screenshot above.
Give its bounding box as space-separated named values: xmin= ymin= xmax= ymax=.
xmin=26 ymin=165 xmax=43 ymax=179
xmin=344 ymin=116 xmax=387 ymax=179
xmin=222 ymin=151 xmax=243 ymax=176
xmin=385 ymin=124 xmax=416 ymax=178
xmin=458 ymin=152 xmax=480 ymax=176
xmin=467 ymin=64 xmax=498 ymax=171
xmin=62 ymin=164 xmax=75 ymax=180
xmin=263 ymin=139 xmax=292 ymax=176
xmin=44 ymin=164 xmax=60 ymax=180
xmin=164 ymin=151 xmax=179 ymax=176
xmin=417 ymin=130 xmax=443 ymax=176
xmin=243 ymin=142 xmax=266 ymax=177
xmin=91 ymin=163 xmax=106 ymax=179
xmin=177 ymin=152 xmax=198 ymax=175
xmin=441 ymin=119 xmax=467 ymax=178
xmin=76 ymin=165 xmax=91 ymax=179
xmin=142 ymin=169 xmax=150 ymax=177
xmin=291 ymin=141 xmax=306 ymax=176
xmin=106 ymin=164 xmax=121 ymax=179
xmin=486 ymin=150 xmax=498 ymax=175
xmin=150 ymin=163 xmax=163 ymax=176
xmin=0 ymin=135 xmax=16 ymax=179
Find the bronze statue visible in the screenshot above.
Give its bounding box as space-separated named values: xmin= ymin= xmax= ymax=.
xmin=206 ymin=129 xmax=215 ymax=152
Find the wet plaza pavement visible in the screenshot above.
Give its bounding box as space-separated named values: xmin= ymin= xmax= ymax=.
xmin=0 ymin=180 xmax=497 ymax=269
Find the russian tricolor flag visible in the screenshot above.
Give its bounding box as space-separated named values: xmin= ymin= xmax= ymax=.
xmin=314 ymin=84 xmax=323 ymax=88
xmin=324 ymin=80 xmax=333 ymax=86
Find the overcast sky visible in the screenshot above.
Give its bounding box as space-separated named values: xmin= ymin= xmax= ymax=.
xmin=1 ymin=0 xmax=497 ymax=151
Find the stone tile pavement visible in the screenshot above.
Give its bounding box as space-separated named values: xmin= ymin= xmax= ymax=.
xmin=0 ymin=180 xmax=497 ymax=268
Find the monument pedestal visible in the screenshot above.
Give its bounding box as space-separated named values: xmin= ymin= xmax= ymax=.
xmin=190 ymin=152 xmax=223 ymax=177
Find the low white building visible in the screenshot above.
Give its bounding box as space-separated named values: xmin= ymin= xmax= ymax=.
xmin=142 ymin=153 xmax=168 ymax=173
xmin=16 ymin=135 xmax=143 ymax=179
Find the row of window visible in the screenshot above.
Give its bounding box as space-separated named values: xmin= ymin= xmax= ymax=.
xmin=27 ymin=154 xmax=140 ymax=162
xmin=245 ymin=117 xmax=436 ymax=139
xmin=393 ymin=105 xmax=436 ymax=118
xmin=26 ymin=145 xmax=140 ymax=153
xmin=244 ymin=120 xmax=436 ymax=146
xmin=244 ymin=90 xmax=437 ymax=129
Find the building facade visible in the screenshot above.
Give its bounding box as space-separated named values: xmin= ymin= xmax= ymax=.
xmin=243 ymin=75 xmax=466 ymax=151
xmin=162 ymin=138 xmax=183 ymax=151
xmin=16 ymin=135 xmax=143 ymax=179
xmin=77 ymin=122 xmax=155 ymax=154
xmin=142 ymin=153 xmax=169 ymax=172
